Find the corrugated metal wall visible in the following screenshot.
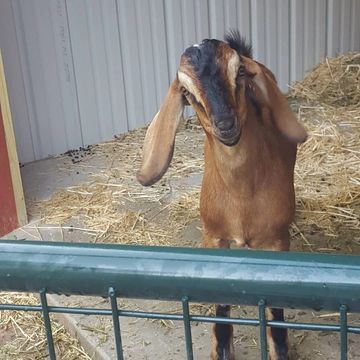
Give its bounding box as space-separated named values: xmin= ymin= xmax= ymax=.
xmin=0 ymin=0 xmax=359 ymax=163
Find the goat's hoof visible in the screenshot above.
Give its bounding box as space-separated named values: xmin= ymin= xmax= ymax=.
xmin=210 ymin=347 xmax=235 ymax=360
xmin=269 ymin=349 xmax=289 ymax=360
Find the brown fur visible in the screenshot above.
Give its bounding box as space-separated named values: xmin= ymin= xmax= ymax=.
xmin=138 ymin=40 xmax=307 ymax=360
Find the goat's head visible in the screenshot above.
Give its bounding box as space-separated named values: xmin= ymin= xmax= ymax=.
xmin=178 ymin=39 xmax=245 ymax=147
xmin=137 ymin=32 xmax=307 ymax=186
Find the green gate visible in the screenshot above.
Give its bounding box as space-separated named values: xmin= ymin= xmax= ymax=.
xmin=0 ymin=240 xmax=359 ymax=359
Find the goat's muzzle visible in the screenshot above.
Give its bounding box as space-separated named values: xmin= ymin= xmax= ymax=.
xmin=212 ymin=114 xmax=241 ymax=146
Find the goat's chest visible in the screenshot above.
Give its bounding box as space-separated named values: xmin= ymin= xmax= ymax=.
xmin=200 ymin=179 xmax=295 ymax=245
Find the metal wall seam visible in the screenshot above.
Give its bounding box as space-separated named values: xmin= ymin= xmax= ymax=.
xmin=148 ymin=0 xmax=169 ymax=110
xmin=326 ymin=0 xmax=341 ymax=57
xmin=350 ymin=0 xmax=360 ymax=50
xmin=135 ymin=0 xmax=157 ymax=127
xmin=116 ymin=0 xmax=145 ymax=130
xmin=276 ymin=0 xmax=290 ymax=91
xmin=10 ymin=0 xmax=41 ymax=161
xmin=54 ymin=0 xmax=83 ymax=150
xmin=100 ymin=0 xmax=128 ymax=135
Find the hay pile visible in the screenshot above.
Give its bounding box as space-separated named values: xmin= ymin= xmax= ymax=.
xmin=31 ymin=180 xmax=201 ymax=247
xmin=27 ymin=120 xmax=204 ymax=247
xmin=26 ymin=53 xmax=360 ymax=252
xmin=289 ymin=53 xmax=360 ymax=250
xmin=294 ymin=106 xmax=360 ymax=233
xmin=290 ymin=53 xmax=360 ymax=108
xmin=0 ymin=292 xmax=90 ymax=359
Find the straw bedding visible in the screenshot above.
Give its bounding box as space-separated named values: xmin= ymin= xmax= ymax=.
xmin=289 ymin=52 xmax=360 ymax=251
xmin=29 ymin=53 xmax=359 ymax=252
xmin=0 ymin=292 xmax=91 ymax=359
xmin=1 ymin=53 xmax=359 ymax=358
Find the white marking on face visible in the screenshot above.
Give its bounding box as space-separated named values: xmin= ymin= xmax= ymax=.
xmin=253 ymin=74 xmax=269 ymax=103
xmin=177 ymin=71 xmax=202 ymax=104
xmin=192 ymin=43 xmax=200 ymax=48
xmin=227 ymin=51 xmax=240 ymax=92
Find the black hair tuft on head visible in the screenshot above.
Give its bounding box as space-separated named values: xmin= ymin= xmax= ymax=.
xmin=224 ymin=29 xmax=252 ymax=58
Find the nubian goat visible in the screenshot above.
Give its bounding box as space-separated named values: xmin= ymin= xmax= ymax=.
xmin=137 ymin=31 xmax=307 ymax=360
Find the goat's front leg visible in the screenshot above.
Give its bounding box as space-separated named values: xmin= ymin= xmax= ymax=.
xmin=211 ymin=304 xmax=234 ymax=360
xmin=203 ymin=232 xmax=234 ymax=360
xmin=255 ymin=238 xmax=290 ymax=360
xmin=266 ymin=308 xmax=289 ymax=360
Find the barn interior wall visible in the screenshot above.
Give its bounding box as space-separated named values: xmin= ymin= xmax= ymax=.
xmin=0 ymin=0 xmax=359 ymax=163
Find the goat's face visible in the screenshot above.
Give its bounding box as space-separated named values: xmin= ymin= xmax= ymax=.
xmin=178 ymin=40 xmax=245 ymax=146
xmin=137 ymin=33 xmax=307 ymax=187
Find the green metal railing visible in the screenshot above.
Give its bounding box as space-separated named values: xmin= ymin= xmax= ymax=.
xmin=0 ymin=240 xmax=359 ymax=359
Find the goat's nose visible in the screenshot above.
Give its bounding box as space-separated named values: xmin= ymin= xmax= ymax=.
xmin=212 ymin=115 xmax=235 ymax=131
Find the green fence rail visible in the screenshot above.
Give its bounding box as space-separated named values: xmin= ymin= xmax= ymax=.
xmin=0 ymin=240 xmax=360 ymax=359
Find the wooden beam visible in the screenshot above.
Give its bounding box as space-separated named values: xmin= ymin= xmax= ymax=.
xmin=0 ymin=49 xmax=27 ymax=226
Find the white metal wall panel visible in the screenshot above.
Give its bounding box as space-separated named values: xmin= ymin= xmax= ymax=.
xmin=290 ymin=0 xmax=305 ymax=83
xmin=339 ymin=0 xmax=352 ymax=54
xmin=100 ymin=1 xmax=128 ymax=135
xmin=209 ymin=0 xmax=225 ymax=38
xmin=237 ymin=0 xmax=251 ymax=42
xmin=303 ymin=0 xmax=327 ymax=74
xmin=0 ymin=0 xmax=359 ymax=163
xmin=49 ymin=1 xmax=82 ymax=149
xmin=224 ymin=0 xmax=238 ymax=31
xmin=116 ymin=0 xmax=145 ymax=130
xmin=265 ymin=0 xmax=279 ymax=76
xmin=276 ymin=0 xmax=290 ymax=90
xmin=0 ymin=0 xmax=33 ymax=163
xmin=66 ymin=0 xmax=128 ymax=144
xmin=164 ymin=1 xmax=184 ymax=81
xmin=327 ymin=0 xmax=342 ymax=56
xmin=251 ymin=0 xmax=266 ymax=63
xmin=149 ymin=0 xmax=170 ymax=109
xmin=194 ymin=0 xmax=210 ymax=40
xmin=134 ymin=0 xmax=158 ymax=127
xmin=182 ymin=0 xmax=197 ymax=48
xmin=314 ymin=0 xmax=327 ymax=64
xmin=11 ymin=0 xmax=82 ymax=161
xmin=350 ymin=0 xmax=360 ymax=50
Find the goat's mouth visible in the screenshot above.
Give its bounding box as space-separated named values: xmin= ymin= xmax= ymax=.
xmin=211 ymin=114 xmax=241 ymax=146
xmin=214 ymin=123 xmax=241 ymax=146
xmin=217 ymin=130 xmax=241 ymax=146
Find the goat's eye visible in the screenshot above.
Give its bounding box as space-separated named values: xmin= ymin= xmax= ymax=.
xmin=236 ymin=65 xmax=246 ymax=87
xmin=181 ymin=87 xmax=190 ymax=97
xmin=238 ymin=64 xmax=245 ymax=77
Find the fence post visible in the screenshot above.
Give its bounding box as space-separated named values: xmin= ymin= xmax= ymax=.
xmin=182 ymin=296 xmax=194 ymax=360
xmin=340 ymin=305 xmax=348 ymax=360
xmin=258 ymin=299 xmax=268 ymax=360
xmin=39 ymin=289 xmax=56 ymax=360
xmin=109 ymin=287 xmax=124 ymax=360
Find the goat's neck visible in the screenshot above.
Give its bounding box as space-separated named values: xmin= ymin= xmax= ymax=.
xmin=205 ymin=118 xmax=282 ymax=194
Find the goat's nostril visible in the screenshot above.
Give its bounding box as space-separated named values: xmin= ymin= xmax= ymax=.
xmin=216 ymin=118 xmax=235 ymax=132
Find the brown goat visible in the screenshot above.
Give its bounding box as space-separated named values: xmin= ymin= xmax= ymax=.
xmin=137 ymin=32 xmax=307 ymax=360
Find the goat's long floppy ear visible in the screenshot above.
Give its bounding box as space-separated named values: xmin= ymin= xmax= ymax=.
xmin=137 ymin=79 xmax=184 ymax=186
xmin=242 ymin=57 xmax=307 ymax=143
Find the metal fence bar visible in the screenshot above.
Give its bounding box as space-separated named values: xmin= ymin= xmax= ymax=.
xmin=109 ymin=287 xmax=124 ymax=360
xmin=258 ymin=299 xmax=268 ymax=360
xmin=1 ymin=240 xmax=360 ymax=359
xmin=1 ymin=302 xmax=360 ymax=334
xmin=39 ymin=289 xmax=56 ymax=360
xmin=182 ymin=296 xmax=194 ymax=360
xmin=340 ymin=305 xmax=348 ymax=360
xmin=1 ymin=241 xmax=360 ymax=312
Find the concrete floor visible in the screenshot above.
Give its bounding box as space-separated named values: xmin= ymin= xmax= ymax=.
xmin=2 ymin=151 xmax=220 ymax=360
xmin=2 ymin=139 xmax=360 ymax=359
